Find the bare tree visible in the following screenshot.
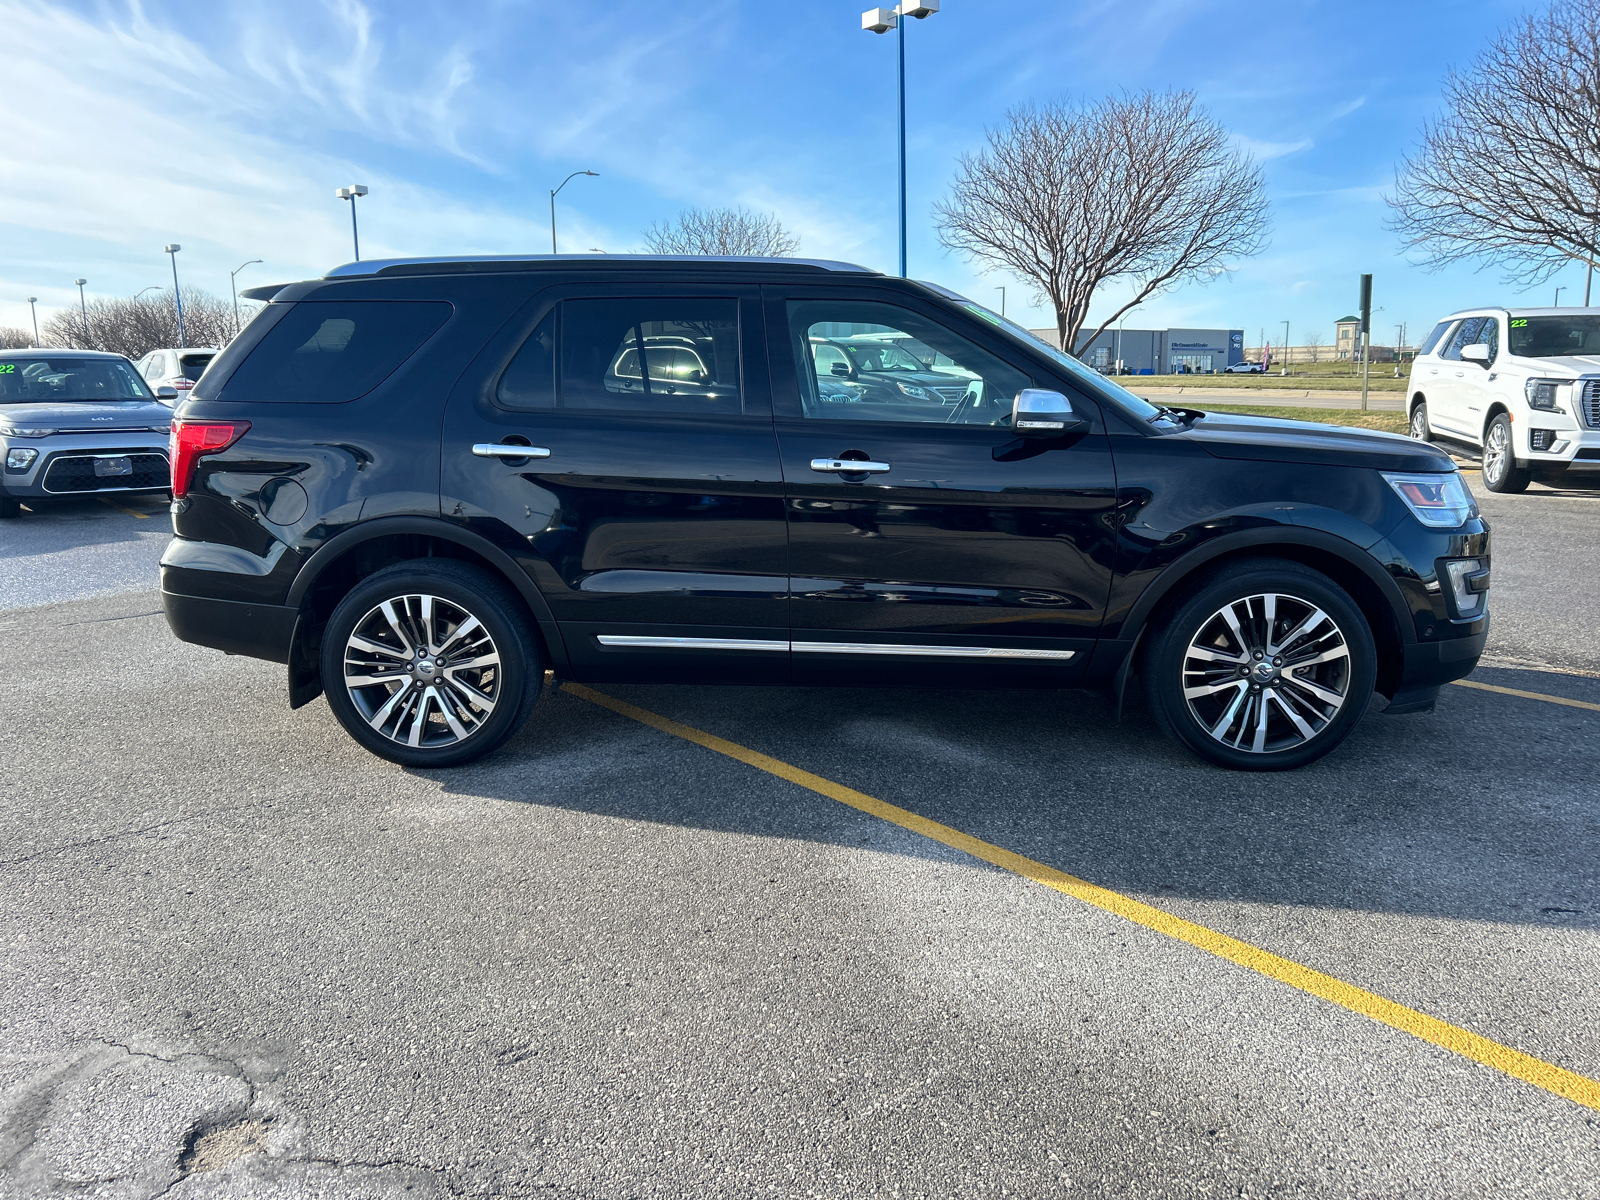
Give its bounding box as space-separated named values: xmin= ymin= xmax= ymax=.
xmin=1388 ymin=0 xmax=1600 ymax=283
xmin=42 ymin=288 xmax=242 ymax=357
xmin=1304 ymin=330 xmax=1325 ymax=364
xmin=643 ymin=206 xmax=800 ymax=256
xmin=0 ymin=327 xmax=35 ymax=349
xmin=934 ymin=92 xmax=1270 ymax=352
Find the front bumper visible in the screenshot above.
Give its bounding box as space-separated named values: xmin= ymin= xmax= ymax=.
xmin=2 ymin=433 xmax=171 ymax=499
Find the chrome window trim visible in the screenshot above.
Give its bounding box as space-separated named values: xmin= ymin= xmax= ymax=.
xmin=597 ymin=636 xmax=789 ymax=652
xmin=595 ymin=635 xmax=1074 ymax=660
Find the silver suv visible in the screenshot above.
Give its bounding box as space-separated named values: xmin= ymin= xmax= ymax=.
xmin=1407 ymin=307 xmax=1600 ymax=491
xmin=0 ymin=349 xmax=173 ymax=518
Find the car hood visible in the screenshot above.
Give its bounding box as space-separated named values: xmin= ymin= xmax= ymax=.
xmin=0 ymin=400 xmax=171 ymax=431
xmin=1176 ymin=409 xmax=1456 ymax=472
xmin=1505 ymin=353 xmax=1600 ymax=376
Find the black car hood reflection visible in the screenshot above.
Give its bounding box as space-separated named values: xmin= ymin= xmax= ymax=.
xmin=1178 ymin=410 xmax=1454 ymax=472
xmin=0 ymin=400 xmax=171 ymax=430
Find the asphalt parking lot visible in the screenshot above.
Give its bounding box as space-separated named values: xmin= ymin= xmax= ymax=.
xmin=1 ymin=477 xmax=1597 ymax=1199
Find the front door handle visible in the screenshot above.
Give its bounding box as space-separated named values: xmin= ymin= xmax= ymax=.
xmin=473 ymin=443 xmax=551 ymax=460
xmin=811 ymin=458 xmax=890 ymax=474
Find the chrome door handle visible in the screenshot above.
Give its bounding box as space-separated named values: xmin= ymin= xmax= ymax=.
xmin=473 ymin=443 xmax=551 ymax=460
xmin=811 ymin=458 xmax=890 ymax=474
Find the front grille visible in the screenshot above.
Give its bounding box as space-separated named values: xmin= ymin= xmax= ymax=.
xmin=930 ymin=384 xmax=969 ymax=403
xmin=54 ymin=425 xmax=168 ymax=434
xmin=42 ymin=452 xmax=169 ymax=494
xmin=1581 ymin=380 xmax=1600 ymax=429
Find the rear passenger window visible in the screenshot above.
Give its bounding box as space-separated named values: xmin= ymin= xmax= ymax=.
xmin=216 ymin=301 xmax=451 ymax=403
xmin=1417 ymin=320 xmax=1454 ymax=358
xmin=497 ymin=297 xmax=741 ymax=415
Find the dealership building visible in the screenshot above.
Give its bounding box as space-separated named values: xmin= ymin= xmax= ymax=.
xmin=1031 ymin=326 xmax=1246 ymax=374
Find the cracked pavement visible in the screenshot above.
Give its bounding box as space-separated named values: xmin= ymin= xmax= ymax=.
xmin=0 ymin=483 xmax=1598 ymax=1197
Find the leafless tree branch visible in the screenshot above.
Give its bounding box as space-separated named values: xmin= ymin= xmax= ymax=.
xmin=41 ymin=288 xmax=247 ymax=357
xmin=643 ymin=206 xmax=800 ymax=257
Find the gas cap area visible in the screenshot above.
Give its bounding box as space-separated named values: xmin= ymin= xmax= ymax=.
xmin=259 ymin=477 xmax=309 ymax=526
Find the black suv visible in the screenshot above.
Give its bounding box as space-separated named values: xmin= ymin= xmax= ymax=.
xmin=162 ymin=255 xmax=1489 ymax=771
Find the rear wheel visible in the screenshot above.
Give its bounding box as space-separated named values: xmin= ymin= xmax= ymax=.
xmin=1481 ymin=414 xmax=1530 ymax=493
xmin=1144 ymin=560 xmax=1377 ymax=771
xmin=320 ymin=560 xmax=543 ymax=767
xmin=1409 ymin=400 xmax=1432 ymax=442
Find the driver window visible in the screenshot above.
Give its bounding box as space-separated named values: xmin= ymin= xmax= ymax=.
xmin=1440 ymin=317 xmax=1485 ymax=362
xmin=787 ymin=299 xmax=1030 ymax=425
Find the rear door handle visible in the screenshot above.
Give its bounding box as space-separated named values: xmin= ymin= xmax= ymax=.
xmin=473 ymin=443 xmax=551 ymax=460
xmin=811 ymin=458 xmax=890 ymax=474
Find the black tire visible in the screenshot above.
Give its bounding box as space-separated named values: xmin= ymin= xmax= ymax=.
xmin=0 ymin=494 xmax=20 ymax=519
xmin=1409 ymin=400 xmax=1432 ymax=442
xmin=1481 ymin=413 xmax=1530 ymax=493
xmin=320 ymin=559 xmax=543 ymax=768
xmin=1143 ymin=559 xmax=1377 ymax=771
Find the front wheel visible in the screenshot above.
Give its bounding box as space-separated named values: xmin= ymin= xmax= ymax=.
xmin=1481 ymin=414 xmax=1530 ymax=493
xmin=320 ymin=560 xmax=544 ymax=767
xmin=1409 ymin=401 xmax=1432 ymax=442
xmin=1144 ymin=560 xmax=1377 ymax=771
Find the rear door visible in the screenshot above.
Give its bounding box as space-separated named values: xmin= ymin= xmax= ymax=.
xmin=442 ymin=282 xmax=790 ymax=684
xmin=765 ymin=286 xmax=1118 ymax=688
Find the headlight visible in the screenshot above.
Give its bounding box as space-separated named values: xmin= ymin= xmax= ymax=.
xmin=895 ymin=381 xmax=932 ymax=400
xmin=0 ymin=426 xmax=56 ymax=437
xmin=1440 ymin=557 xmax=1490 ymax=619
xmin=1382 ymin=471 xmax=1478 ymax=528
xmin=1524 ymin=378 xmax=1563 ymax=411
xmin=5 ymin=447 xmax=38 ymax=470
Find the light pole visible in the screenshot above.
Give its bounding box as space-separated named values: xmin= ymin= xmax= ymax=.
xmin=164 ymin=245 xmax=186 ymax=348
xmin=230 ymin=259 xmax=263 ymax=335
xmin=336 ymin=186 xmax=369 ymax=260
xmin=862 ymin=1 xmax=941 ymax=278
xmin=995 ymin=286 xmax=1005 ymax=317
xmin=26 ymin=297 xmax=38 ymax=346
xmin=1555 ymin=285 xmax=1566 ymax=307
xmin=1281 ymin=320 xmax=1290 ymax=373
xmin=75 ymin=279 xmax=88 ymax=348
xmin=549 ymin=171 xmax=598 ymax=254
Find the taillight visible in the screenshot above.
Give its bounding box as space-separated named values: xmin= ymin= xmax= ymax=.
xmin=170 ymin=421 xmax=249 ymax=498
xmin=173 ymin=379 xmax=195 ymax=390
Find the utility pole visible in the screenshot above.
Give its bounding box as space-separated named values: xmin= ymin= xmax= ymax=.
xmin=1359 ymin=273 xmax=1373 ymax=413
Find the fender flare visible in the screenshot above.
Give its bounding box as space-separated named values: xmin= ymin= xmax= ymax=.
xmin=1117 ymin=525 xmax=1414 ymax=649
xmin=285 ymin=515 xmax=570 ymax=671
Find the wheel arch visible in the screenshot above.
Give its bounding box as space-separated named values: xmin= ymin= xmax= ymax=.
xmin=284 ymin=517 xmax=569 ymax=708
xmin=1482 ymin=400 xmax=1513 ymax=445
xmin=1119 ymin=529 xmax=1410 ymax=700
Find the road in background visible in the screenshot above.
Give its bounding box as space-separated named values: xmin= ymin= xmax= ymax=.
xmin=0 ymin=494 xmax=169 ymax=609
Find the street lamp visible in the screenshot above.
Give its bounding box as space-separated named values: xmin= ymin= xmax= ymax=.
xmin=1281 ymin=320 xmax=1290 ymax=373
xmin=230 ymin=260 xmax=263 ymax=335
xmin=135 ymin=286 xmax=161 ymax=299
xmin=862 ymin=1 xmax=941 ymax=278
xmin=336 ymin=185 xmax=369 ymax=261
xmin=164 ymin=245 xmax=187 ymax=348
xmin=995 ymin=286 xmax=1005 ymax=317
xmin=1555 ymin=285 xmax=1566 ymax=307
xmin=549 ymin=171 xmax=599 ymax=254
xmin=26 ymin=297 xmax=38 ymax=346
xmin=74 ymin=279 xmax=88 ymax=348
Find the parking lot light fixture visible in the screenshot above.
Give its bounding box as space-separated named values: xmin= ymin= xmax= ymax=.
xmin=230 ymin=259 xmax=263 ymax=335
xmin=27 ymin=297 xmax=38 ymax=345
xmin=862 ymin=2 xmax=940 ymax=278
xmin=74 ymin=279 xmax=88 ymax=348
xmin=549 ymin=171 xmax=599 ymax=255
xmin=164 ymin=245 xmax=186 ymax=348
xmin=336 ymin=185 xmax=370 ymax=261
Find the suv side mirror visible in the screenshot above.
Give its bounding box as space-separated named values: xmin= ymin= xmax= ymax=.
xmin=1460 ymin=343 xmax=1491 ymax=365
xmin=1011 ymin=389 xmax=1088 ymax=437
xmin=156 ymin=385 xmax=179 ymax=400
xmin=830 ymin=362 xmax=851 ymax=377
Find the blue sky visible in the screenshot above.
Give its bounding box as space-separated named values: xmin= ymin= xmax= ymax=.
xmin=0 ymin=0 xmax=1580 ymax=350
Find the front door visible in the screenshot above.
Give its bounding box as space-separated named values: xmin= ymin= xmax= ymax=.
xmin=442 ymin=282 xmax=790 ymax=683
xmin=765 ymin=287 xmax=1118 ymax=687
xmin=1431 ymin=316 xmax=1486 ymax=436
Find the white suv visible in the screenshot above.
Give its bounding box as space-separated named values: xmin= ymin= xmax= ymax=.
xmin=1407 ymin=308 xmax=1600 ymax=492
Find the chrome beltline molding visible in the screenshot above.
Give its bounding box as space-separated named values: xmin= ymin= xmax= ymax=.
xmin=596 ymin=635 xmax=1074 ymax=660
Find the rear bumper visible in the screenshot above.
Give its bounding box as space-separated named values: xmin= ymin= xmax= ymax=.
xmin=162 ymin=590 xmax=297 ymax=664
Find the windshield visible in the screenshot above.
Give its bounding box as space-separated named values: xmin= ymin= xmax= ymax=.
xmin=0 ymin=357 xmax=153 ymax=404
xmin=177 ymin=353 xmax=215 ymax=382
xmin=918 ymin=286 xmax=1169 ymax=423
xmin=1507 ymin=316 xmax=1600 ymax=358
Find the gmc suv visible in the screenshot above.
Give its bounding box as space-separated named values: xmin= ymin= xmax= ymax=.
xmin=161 ymin=255 xmax=1489 ymax=771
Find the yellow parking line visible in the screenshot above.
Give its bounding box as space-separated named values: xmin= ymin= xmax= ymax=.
xmin=1452 ymin=678 xmax=1600 ymax=713
xmin=562 ymin=680 xmax=1600 ymax=1113
xmin=98 ymin=498 xmax=149 ymax=519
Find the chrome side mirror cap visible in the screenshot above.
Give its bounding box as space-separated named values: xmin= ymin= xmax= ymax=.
xmin=1011 ymin=389 xmax=1088 ymax=437
xmin=1460 ymin=343 xmax=1491 ymax=365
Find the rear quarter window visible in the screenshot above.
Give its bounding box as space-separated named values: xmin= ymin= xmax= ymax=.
xmin=214 ymin=300 xmax=451 ymax=403
xmin=1417 ymin=320 xmax=1456 ymax=358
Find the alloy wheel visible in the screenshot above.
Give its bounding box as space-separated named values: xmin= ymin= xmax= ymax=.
xmin=342 ymin=593 xmax=501 ymax=749
xmin=1181 ymin=592 xmax=1351 ymax=755
xmin=1483 ymin=421 xmax=1508 ymax=485
xmin=1410 ymin=406 xmax=1428 ymax=440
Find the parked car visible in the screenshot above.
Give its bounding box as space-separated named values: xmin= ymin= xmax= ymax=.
xmin=0 ymin=349 xmax=173 ymax=518
xmin=808 ymin=335 xmax=981 ymax=414
xmin=135 ymin=347 xmax=220 ymax=405
xmin=1406 ymin=308 xmax=1600 ymax=492
xmin=161 ymin=255 xmax=1488 ymax=772
xmin=1222 ymin=361 xmax=1265 ymax=374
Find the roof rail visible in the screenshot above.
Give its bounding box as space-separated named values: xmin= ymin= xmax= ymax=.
xmin=324 ymin=253 xmax=879 ymax=279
